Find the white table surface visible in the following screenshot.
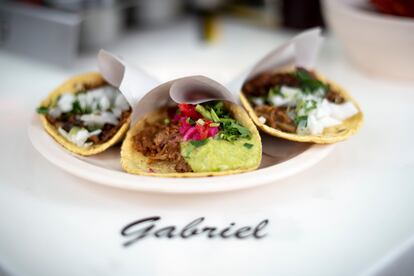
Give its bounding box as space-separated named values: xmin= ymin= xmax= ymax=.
xmin=1 ymin=18 xmax=414 ymax=276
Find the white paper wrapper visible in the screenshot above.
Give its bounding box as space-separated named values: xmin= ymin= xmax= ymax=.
xmin=97 ymin=28 xmax=323 ymax=158
xmin=132 ymin=75 xmax=236 ymax=122
xmin=226 ymin=28 xmax=324 ymax=157
xmin=226 ymin=27 xmax=323 ymax=97
xmin=98 ymin=49 xmax=236 ymax=124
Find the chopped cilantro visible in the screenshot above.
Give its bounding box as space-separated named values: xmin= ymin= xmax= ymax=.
xmin=267 ymin=86 xmax=281 ymax=104
xmin=243 ymin=143 xmax=253 ymax=149
xmin=190 ymin=139 xmax=208 ymax=148
xmin=219 ymin=120 xmax=251 ymax=142
xmin=72 ymin=100 xmax=83 ymax=114
xmin=212 ymin=101 xmax=225 ymax=116
xmin=229 ymin=122 xmax=250 ymax=137
xmin=194 ymin=101 xmax=252 ymax=142
xmin=182 ymin=140 xmax=209 ymax=158
xmin=295 ymin=68 xmax=312 ymax=82
xmin=295 ymin=68 xmax=328 ymax=94
xmin=87 ymin=124 xmax=102 ymax=132
xmin=305 ymin=100 xmax=317 ymax=112
xmin=295 ymin=99 xmax=318 ymax=118
xmin=186 ymin=117 xmax=195 ymax=125
xmin=164 ymin=118 xmax=171 ymax=125
xmin=36 ymin=106 xmax=49 ymax=114
xmin=294 ymin=115 xmax=308 ymax=126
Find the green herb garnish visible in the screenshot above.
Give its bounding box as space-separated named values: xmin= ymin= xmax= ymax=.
xmin=190 ymin=139 xmax=208 ymax=148
xmin=195 ymin=105 xmax=213 ymax=121
xmin=219 ymin=121 xmax=251 ymax=142
xmin=294 ymin=115 xmax=308 ymax=126
xmin=183 ymin=139 xmax=209 ymax=157
xmin=243 ymin=143 xmax=253 ymax=149
xmin=87 ymin=124 xmax=102 ymax=132
xmin=212 ymin=101 xmax=225 ymax=116
xmin=36 ymin=106 xmax=49 ymax=114
xmin=267 ymin=86 xmax=281 ymax=104
xmin=195 ymin=102 xmax=251 ymax=142
xmin=72 ymin=100 xmax=83 ymax=114
xmin=295 ymin=68 xmax=328 ymax=94
xmin=195 ymin=102 xmax=252 ymax=142
xmin=164 ymin=118 xmax=171 ymax=125
xmin=210 ymin=108 xmax=220 ymax=123
xmin=186 ymin=117 xmax=195 ymax=125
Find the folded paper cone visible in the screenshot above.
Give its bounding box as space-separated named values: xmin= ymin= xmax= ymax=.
xmin=240 ymin=70 xmax=363 ymax=144
xmin=120 ymin=102 xmax=262 ymax=177
xmin=231 ymin=28 xmax=363 ymax=144
xmin=98 ymin=49 xmax=161 ymax=124
xmin=117 ymin=74 xmax=260 ymax=177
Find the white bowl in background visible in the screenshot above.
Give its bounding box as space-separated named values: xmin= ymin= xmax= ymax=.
xmin=322 ymin=0 xmax=414 ymax=81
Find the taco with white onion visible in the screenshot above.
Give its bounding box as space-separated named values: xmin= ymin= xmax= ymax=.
xmin=121 ymin=101 xmax=261 ymax=177
xmin=240 ymin=67 xmax=363 ymax=143
xmin=36 ymin=72 xmax=131 ymax=155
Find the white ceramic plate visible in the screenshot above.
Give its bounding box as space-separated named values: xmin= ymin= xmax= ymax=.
xmin=28 ymin=115 xmax=334 ymax=194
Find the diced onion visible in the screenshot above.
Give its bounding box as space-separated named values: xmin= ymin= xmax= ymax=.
xmin=48 ymin=107 xmax=62 ymax=118
xmin=301 ymin=100 xmax=358 ymax=135
xmin=58 ymin=127 xmax=102 ymax=148
xmin=80 ymin=112 xmax=119 ymax=126
xmin=330 ymin=102 xmax=358 ymax=121
xmin=57 ymin=93 xmax=75 ymax=112
xmin=264 ymin=83 xmax=358 ymax=135
xmin=115 ymin=93 xmax=130 ymax=111
xmin=258 ymin=116 xmax=266 ymax=124
xmin=251 ymin=97 xmax=264 ymax=106
xmin=99 ymin=96 xmax=111 ymax=111
xmin=51 ymin=86 xmax=130 ymax=147
xmin=112 ymin=107 xmax=122 ymax=118
xmin=269 ymin=95 xmax=291 ymax=106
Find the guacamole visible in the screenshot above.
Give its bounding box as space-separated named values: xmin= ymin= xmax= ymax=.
xmin=181 ymin=138 xmax=261 ymax=172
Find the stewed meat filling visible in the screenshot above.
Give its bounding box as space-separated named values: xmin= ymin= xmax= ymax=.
xmin=46 ymin=110 xmax=131 ymax=144
xmin=133 ymin=120 xmax=193 ymax=173
xmin=243 ymin=68 xmax=346 ymax=133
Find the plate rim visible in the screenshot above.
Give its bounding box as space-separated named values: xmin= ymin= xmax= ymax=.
xmin=28 ymin=114 xmax=334 ymax=194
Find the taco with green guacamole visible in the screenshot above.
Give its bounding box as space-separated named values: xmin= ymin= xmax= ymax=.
xmin=36 ymin=72 xmax=131 ymax=155
xmin=240 ymin=67 xmax=363 ymax=144
xmin=121 ymin=101 xmax=262 ymax=177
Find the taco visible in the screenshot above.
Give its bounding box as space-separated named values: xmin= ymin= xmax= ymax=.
xmin=240 ymin=67 xmax=363 ymax=143
xmin=121 ymin=101 xmax=262 ymax=177
xmin=36 ymin=72 xmax=131 ymax=155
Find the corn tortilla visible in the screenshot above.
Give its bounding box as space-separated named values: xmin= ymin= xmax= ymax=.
xmin=38 ymin=72 xmax=131 ymax=155
xmin=240 ymin=71 xmax=363 ymax=144
xmin=121 ymin=102 xmax=262 ymax=177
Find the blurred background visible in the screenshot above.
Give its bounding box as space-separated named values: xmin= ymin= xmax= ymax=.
xmin=0 ymin=0 xmax=413 ymax=80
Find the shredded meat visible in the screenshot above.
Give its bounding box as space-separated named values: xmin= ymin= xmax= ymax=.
xmin=243 ymin=68 xmax=346 ymax=132
xmin=99 ymin=111 xmax=130 ymax=143
xmin=254 ymin=105 xmax=296 ymax=133
xmin=326 ymin=89 xmax=345 ymax=104
xmin=133 ymin=120 xmax=192 ymax=173
xmin=242 ymin=68 xmax=345 ymax=104
xmin=47 ymin=110 xmax=131 ymax=144
xmin=242 ymin=72 xmax=300 ymax=97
